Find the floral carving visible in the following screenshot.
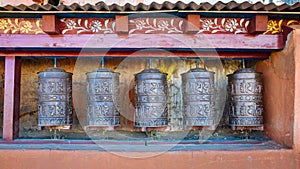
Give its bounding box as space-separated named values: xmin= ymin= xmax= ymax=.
xmin=264 ymin=19 xmax=299 ymax=34
xmin=129 ymin=18 xmax=183 ymax=34
xmin=60 ymin=18 xmax=115 ymax=34
xmin=199 ymin=18 xmax=249 ymax=34
xmin=0 ymin=18 xmax=44 ymax=34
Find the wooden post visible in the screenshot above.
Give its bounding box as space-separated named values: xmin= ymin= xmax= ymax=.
xmin=3 ymin=56 xmax=21 ymax=141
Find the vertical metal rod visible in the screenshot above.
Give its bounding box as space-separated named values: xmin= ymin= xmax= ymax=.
xmin=149 ymin=58 xmax=152 ymax=69
xmin=102 ymin=57 xmax=105 ymax=68
xmin=242 ymin=59 xmax=245 ymax=69
xmin=54 ymin=57 xmax=57 ymax=68
xmin=196 ymin=58 xmax=199 ymax=68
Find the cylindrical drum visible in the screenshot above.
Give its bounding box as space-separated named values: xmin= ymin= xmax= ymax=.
xmin=38 ymin=67 xmax=73 ymax=127
xmin=86 ymin=68 xmax=120 ymax=127
xmin=227 ymin=68 xmax=263 ymax=127
xmin=181 ymin=68 xmax=216 ymax=126
xmin=134 ymin=69 xmax=168 ymax=127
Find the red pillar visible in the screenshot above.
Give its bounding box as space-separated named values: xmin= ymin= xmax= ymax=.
xmin=3 ymin=56 xmax=21 ymax=141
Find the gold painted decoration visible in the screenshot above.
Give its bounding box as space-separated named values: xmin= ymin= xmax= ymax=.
xmin=0 ymin=18 xmax=45 ymax=34
xmin=264 ymin=19 xmax=299 ymax=34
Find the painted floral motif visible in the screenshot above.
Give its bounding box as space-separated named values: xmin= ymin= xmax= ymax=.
xmin=0 ymin=19 xmax=8 ymax=29
xmin=0 ymin=18 xmax=44 ymax=34
xmin=199 ymin=18 xmax=249 ymax=34
xmin=264 ymin=19 xmax=299 ymax=34
xmin=90 ymin=20 xmax=102 ymax=32
xmin=65 ymin=19 xmax=76 ymax=29
xmin=225 ymin=19 xmax=239 ymax=32
xmin=129 ymin=18 xmax=183 ymax=34
xmin=20 ymin=21 xmax=33 ymax=33
xmin=60 ymin=18 xmax=115 ymax=34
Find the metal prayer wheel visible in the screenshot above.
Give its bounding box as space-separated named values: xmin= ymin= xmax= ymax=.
xmin=86 ymin=68 xmax=120 ymax=127
xmin=38 ymin=67 xmax=73 ymax=128
xmin=134 ymin=69 xmax=168 ymax=127
xmin=227 ymin=68 xmax=263 ymax=127
xmin=181 ymin=68 xmax=216 ymax=126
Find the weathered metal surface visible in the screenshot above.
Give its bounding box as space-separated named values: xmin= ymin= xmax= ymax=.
xmin=134 ymin=69 xmax=168 ymax=127
xmin=86 ymin=68 xmax=120 ymax=127
xmin=38 ymin=67 xmax=73 ymax=127
xmin=181 ymin=68 xmax=216 ymax=127
xmin=227 ymin=68 xmax=263 ymax=127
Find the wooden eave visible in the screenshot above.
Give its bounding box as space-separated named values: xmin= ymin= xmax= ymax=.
xmin=0 ymin=1 xmax=298 ymax=59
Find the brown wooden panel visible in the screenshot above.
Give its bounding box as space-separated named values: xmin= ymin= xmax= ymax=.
xmin=185 ymin=14 xmax=200 ymax=34
xmin=116 ymin=15 xmax=128 ymax=34
xmin=42 ymin=15 xmax=58 ymax=34
xmin=248 ymin=15 xmax=268 ymax=34
xmin=3 ymin=56 xmax=21 ymax=141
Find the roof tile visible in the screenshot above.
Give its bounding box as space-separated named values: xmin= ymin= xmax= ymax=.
xmin=0 ymin=1 xmax=299 ymax=12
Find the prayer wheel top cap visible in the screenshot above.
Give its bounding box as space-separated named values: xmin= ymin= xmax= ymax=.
xmin=186 ymin=68 xmax=215 ymax=73
xmin=86 ymin=68 xmax=120 ymax=75
xmin=92 ymin=68 xmax=113 ymax=73
xmin=227 ymin=68 xmax=262 ymax=78
xmin=43 ymin=67 xmax=66 ymax=73
xmin=38 ymin=67 xmax=72 ymax=75
xmin=135 ymin=68 xmax=167 ymax=75
xmin=234 ymin=68 xmax=255 ymax=74
xmin=188 ymin=68 xmax=206 ymax=72
xmin=181 ymin=68 xmax=215 ymax=76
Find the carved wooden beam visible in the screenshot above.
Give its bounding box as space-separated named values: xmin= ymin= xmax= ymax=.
xmin=0 ymin=34 xmax=284 ymax=50
xmin=0 ymin=50 xmax=270 ymax=59
xmin=115 ymin=15 xmax=128 ymax=34
xmin=42 ymin=15 xmax=58 ymax=34
xmin=247 ymin=15 xmax=268 ymax=34
xmin=185 ymin=14 xmax=200 ymax=34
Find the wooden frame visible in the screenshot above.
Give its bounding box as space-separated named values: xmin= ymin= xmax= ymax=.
xmin=3 ymin=56 xmax=21 ymax=141
xmin=0 ymin=13 xmax=291 ymax=141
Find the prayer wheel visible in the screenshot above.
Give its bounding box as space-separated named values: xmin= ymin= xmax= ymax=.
xmin=227 ymin=68 xmax=263 ymax=127
xmin=38 ymin=67 xmax=73 ymax=128
xmin=86 ymin=68 xmax=120 ymax=127
xmin=181 ymin=68 xmax=216 ymax=126
xmin=134 ymin=69 xmax=168 ymax=127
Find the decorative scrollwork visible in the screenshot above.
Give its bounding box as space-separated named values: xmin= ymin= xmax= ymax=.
xmin=264 ymin=19 xmax=299 ymax=34
xmin=198 ymin=18 xmax=249 ymax=34
xmin=129 ymin=18 xmax=183 ymax=34
xmin=60 ymin=18 xmax=115 ymax=34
